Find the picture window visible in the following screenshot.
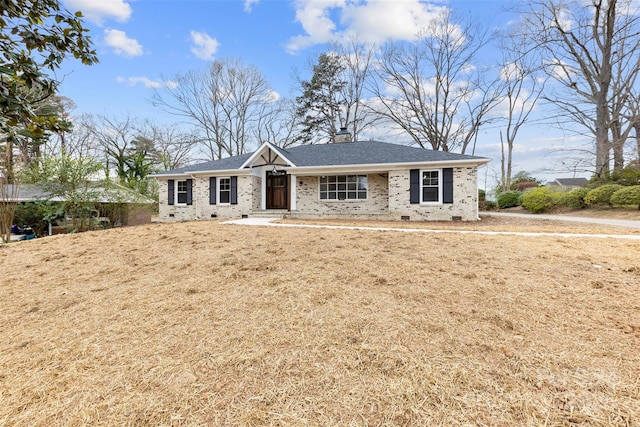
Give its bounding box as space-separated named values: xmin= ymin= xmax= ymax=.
xmin=319 ymin=175 xmax=367 ymax=200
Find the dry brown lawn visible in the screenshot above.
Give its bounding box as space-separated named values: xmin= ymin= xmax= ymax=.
xmin=280 ymin=214 xmax=640 ymax=236
xmin=1 ymin=218 xmax=639 ymax=426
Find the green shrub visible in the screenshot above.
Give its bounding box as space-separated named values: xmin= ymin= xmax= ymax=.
xmin=478 ymin=189 xmax=486 ymax=202
xmin=610 ymin=186 xmax=640 ymax=209
xmin=497 ymin=191 xmax=522 ymax=209
xmin=584 ymin=184 xmax=623 ymax=206
xmin=556 ymin=187 xmax=590 ymax=209
xmin=611 ymin=164 xmax=640 ymax=186
xmin=13 ymin=202 xmax=52 ymax=236
xmin=479 ymin=200 xmax=496 ymax=210
xmin=521 ymin=187 xmax=559 ymax=214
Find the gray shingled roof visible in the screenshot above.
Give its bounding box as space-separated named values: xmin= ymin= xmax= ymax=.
xmin=155 ymin=152 xmax=254 ymax=174
xmin=155 ymin=141 xmax=488 ymax=175
xmin=1 ymin=183 xmax=154 ymax=204
xmin=554 ymin=178 xmax=588 ymax=186
xmin=1 ymin=184 xmax=52 ymax=201
xmin=279 ymin=141 xmax=485 ymax=166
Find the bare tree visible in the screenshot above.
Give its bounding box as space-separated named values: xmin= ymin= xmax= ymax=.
xmin=44 ymin=114 xmax=100 ymax=159
xmin=610 ymin=42 xmax=640 ymax=171
xmin=86 ymin=114 xmax=141 ymax=182
xmin=152 ymin=58 xmax=272 ymax=159
xmin=520 ymin=0 xmax=640 ymax=178
xmin=333 ymin=38 xmax=379 ymax=140
xmin=497 ymin=36 xmax=546 ymax=191
xmin=145 ymin=123 xmax=197 ymax=171
xmin=255 ymin=98 xmax=299 ymax=149
xmin=372 ymin=9 xmax=503 ymax=153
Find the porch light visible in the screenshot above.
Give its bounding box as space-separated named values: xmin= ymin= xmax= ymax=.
xmin=270 ymin=165 xmax=286 ymax=176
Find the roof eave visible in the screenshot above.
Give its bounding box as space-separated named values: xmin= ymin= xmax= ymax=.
xmin=151 ymin=168 xmax=253 ymax=178
xmin=151 ymin=157 xmax=489 ymax=178
xmin=286 ymin=158 xmax=490 ymax=175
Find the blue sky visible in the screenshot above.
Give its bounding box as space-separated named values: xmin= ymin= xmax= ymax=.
xmin=56 ymin=0 xmax=583 ymax=185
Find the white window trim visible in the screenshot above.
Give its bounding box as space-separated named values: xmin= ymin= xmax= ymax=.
xmin=318 ymin=174 xmax=368 ymax=202
xmin=175 ymin=180 xmax=188 ymax=206
xmin=217 ymin=176 xmax=231 ymax=205
xmin=420 ymin=169 xmax=443 ymax=205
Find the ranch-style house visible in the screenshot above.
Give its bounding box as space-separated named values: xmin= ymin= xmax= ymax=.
xmin=153 ymin=134 xmax=489 ymax=222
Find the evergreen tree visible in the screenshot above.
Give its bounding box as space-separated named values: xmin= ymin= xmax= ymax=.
xmin=295 ymin=53 xmax=346 ymax=144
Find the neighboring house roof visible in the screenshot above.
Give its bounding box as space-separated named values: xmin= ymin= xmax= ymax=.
xmin=1 ymin=184 xmax=53 ymax=202
xmin=153 ymin=141 xmax=489 ymax=176
xmin=553 ymin=178 xmax=588 ymax=187
xmin=1 ymin=183 xmax=154 ymax=204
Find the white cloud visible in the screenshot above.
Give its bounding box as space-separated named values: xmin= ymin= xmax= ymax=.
xmin=104 ymin=29 xmax=143 ymax=57
xmin=116 ymin=76 xmax=178 ymax=89
xmin=287 ymin=0 xmax=343 ymax=53
xmin=244 ymin=0 xmax=260 ymax=12
xmin=342 ymin=0 xmax=447 ymax=42
xmin=264 ymin=89 xmax=281 ymax=102
xmin=190 ymin=31 xmax=220 ymax=60
xmin=286 ymin=0 xmax=449 ymax=53
xmin=64 ymin=0 xmax=132 ymax=25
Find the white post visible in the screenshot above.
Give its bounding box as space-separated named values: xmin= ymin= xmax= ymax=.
xmin=261 ymin=167 xmax=266 ymax=211
xmin=290 ymin=175 xmax=297 ymax=211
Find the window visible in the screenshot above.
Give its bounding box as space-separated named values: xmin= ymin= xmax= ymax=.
xmin=169 ymin=179 xmax=192 ymax=206
xmin=421 ymin=170 xmax=441 ymax=203
xmin=218 ymin=177 xmax=231 ymax=204
xmin=319 ymin=175 xmax=367 ymax=200
xmin=176 ymin=180 xmax=188 ymax=204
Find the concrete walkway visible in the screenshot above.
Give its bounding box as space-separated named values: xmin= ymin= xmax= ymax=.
xmin=223 ymin=216 xmax=640 ymax=240
xmin=482 ymin=211 xmax=640 ymax=229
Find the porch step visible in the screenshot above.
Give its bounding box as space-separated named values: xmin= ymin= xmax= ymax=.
xmin=248 ymin=210 xmax=289 ymax=219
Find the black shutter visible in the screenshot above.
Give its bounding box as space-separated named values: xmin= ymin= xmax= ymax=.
xmin=230 ymin=176 xmax=238 ymax=205
xmin=186 ymin=179 xmax=193 ymax=205
xmin=168 ymin=179 xmax=175 ymax=205
xmin=209 ymin=177 xmax=217 ymax=204
xmin=443 ymin=168 xmax=453 ymax=204
xmin=409 ymin=169 xmax=420 ymax=204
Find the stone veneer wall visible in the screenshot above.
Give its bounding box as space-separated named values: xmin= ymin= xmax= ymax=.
xmin=293 ymin=173 xmax=389 ymax=217
xmin=158 ymin=179 xmax=196 ymax=222
xmin=388 ymin=167 xmax=478 ymax=221
xmin=251 ymin=175 xmax=262 ymax=211
xmin=158 ymin=175 xmax=253 ymax=222
xmin=158 ymin=166 xmax=479 ymax=222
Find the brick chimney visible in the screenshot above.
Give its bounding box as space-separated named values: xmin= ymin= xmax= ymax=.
xmin=334 ymin=127 xmax=352 ymax=143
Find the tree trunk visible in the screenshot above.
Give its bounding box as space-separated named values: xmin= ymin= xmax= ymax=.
xmin=595 ymin=101 xmax=611 ymax=178
xmin=0 ymin=210 xmax=13 ymax=243
xmin=3 ymin=139 xmax=15 ymax=184
xmin=611 ymin=120 xmax=625 ymax=172
xmin=635 ymin=122 xmax=640 ymax=163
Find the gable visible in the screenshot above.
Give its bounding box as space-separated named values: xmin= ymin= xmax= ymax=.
xmin=239 ymin=142 xmax=295 ymax=169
